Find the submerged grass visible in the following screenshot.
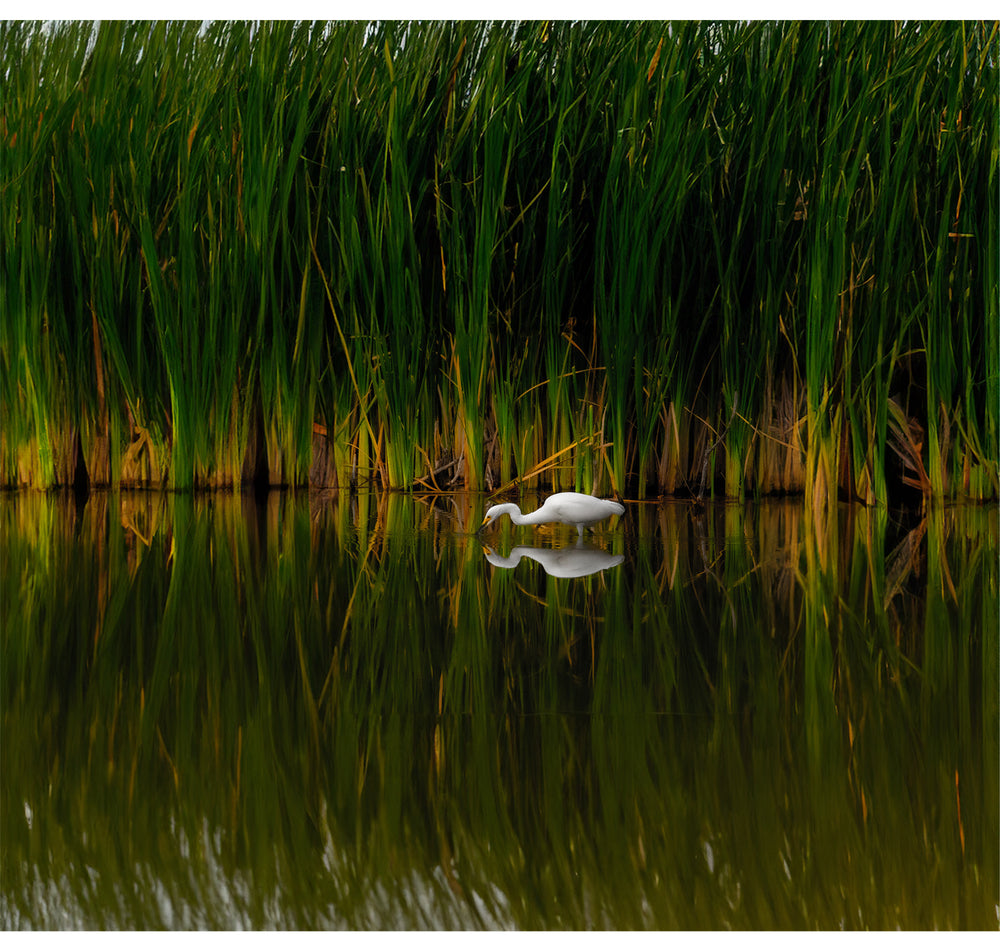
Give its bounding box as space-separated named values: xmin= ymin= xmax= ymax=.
xmin=1 ymin=21 xmax=996 ymax=500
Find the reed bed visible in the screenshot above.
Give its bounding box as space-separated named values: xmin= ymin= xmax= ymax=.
xmin=2 ymin=21 xmax=996 ymax=500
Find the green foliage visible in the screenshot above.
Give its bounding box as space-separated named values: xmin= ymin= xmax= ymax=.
xmin=1 ymin=21 xmax=995 ymax=498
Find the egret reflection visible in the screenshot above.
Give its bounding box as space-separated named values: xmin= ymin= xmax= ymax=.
xmin=483 ymin=539 xmax=624 ymax=579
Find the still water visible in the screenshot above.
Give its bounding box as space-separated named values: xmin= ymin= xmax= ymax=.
xmin=1 ymin=490 xmax=996 ymax=929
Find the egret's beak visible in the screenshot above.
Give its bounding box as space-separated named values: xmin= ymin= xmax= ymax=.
xmin=476 ymin=516 xmax=491 ymax=534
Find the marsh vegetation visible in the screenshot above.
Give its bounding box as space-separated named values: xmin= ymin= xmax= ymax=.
xmin=2 ymin=21 xmax=996 ymax=503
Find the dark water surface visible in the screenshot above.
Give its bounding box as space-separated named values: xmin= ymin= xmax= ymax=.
xmin=1 ymin=491 xmax=996 ymax=929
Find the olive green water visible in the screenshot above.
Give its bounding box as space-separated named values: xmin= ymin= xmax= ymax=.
xmin=1 ymin=491 xmax=996 ymax=929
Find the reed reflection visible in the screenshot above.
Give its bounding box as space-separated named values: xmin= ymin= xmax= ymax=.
xmin=1 ymin=491 xmax=995 ymax=929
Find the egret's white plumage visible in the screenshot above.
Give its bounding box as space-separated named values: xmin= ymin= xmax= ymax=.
xmin=479 ymin=492 xmax=625 ymax=537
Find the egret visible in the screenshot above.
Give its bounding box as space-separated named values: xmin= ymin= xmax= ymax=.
xmin=478 ymin=491 xmax=625 ymax=537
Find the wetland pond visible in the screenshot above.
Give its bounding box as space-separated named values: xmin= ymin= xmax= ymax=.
xmin=1 ymin=490 xmax=996 ymax=929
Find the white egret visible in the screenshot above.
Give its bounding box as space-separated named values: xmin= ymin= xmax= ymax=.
xmin=479 ymin=492 xmax=625 ymax=537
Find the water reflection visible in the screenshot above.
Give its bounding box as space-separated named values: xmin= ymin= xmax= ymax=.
xmin=0 ymin=491 xmax=996 ymax=929
xmin=483 ymin=540 xmax=624 ymax=578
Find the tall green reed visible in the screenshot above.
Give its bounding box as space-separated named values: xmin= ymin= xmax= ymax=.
xmin=2 ymin=21 xmax=994 ymax=500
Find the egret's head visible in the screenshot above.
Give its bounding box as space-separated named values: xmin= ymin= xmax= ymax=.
xmin=478 ymin=503 xmax=512 ymax=533
xmin=478 ymin=506 xmax=499 ymax=532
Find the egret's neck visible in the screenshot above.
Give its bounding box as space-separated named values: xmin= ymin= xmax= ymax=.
xmin=515 ymin=507 xmax=549 ymax=526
